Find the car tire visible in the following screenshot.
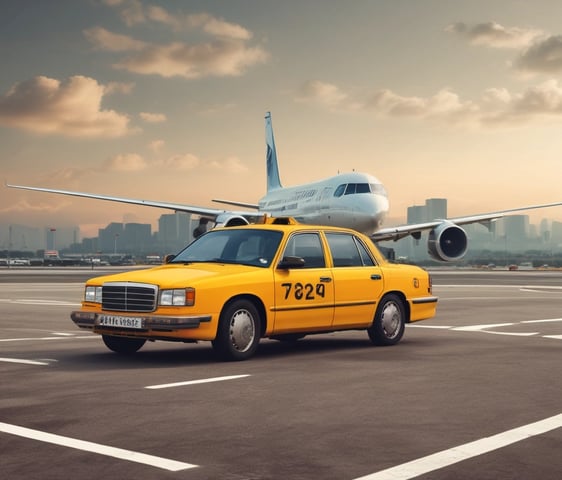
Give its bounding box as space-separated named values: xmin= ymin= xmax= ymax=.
xmin=367 ymin=293 xmax=405 ymax=346
xmin=102 ymin=335 xmax=146 ymax=354
xmin=212 ymin=299 xmax=261 ymax=361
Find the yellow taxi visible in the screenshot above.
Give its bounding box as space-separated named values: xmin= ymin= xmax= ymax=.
xmin=71 ymin=218 xmax=438 ymax=361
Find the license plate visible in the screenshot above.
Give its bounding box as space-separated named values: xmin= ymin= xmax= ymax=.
xmin=98 ymin=314 xmax=143 ymax=329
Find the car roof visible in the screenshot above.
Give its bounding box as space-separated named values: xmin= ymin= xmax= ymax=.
xmin=215 ymin=217 xmax=360 ymax=235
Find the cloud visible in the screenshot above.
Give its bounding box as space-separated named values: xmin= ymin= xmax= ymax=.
xmin=295 ymin=80 xmax=348 ymax=108
xmin=112 ymin=38 xmax=268 ymax=78
xmin=106 ymin=153 xmax=147 ymax=171
xmin=514 ymin=35 xmax=562 ymax=73
xmin=162 ymin=153 xmax=201 ymax=170
xmin=446 ymin=21 xmax=544 ymax=49
xmin=84 ymin=26 xmax=146 ymax=51
xmin=139 ymin=112 xmax=166 ymax=123
xmin=366 ymin=88 xmax=478 ymax=120
xmin=298 ymin=79 xmax=562 ymax=128
xmin=481 ymin=79 xmax=562 ymax=124
xmin=90 ymin=3 xmax=267 ymax=79
xmin=0 ymin=76 xmax=133 ymax=137
xmin=0 ymin=199 xmax=71 ymax=215
xmin=102 ymin=0 xmax=146 ymax=27
xmin=208 ymin=156 xmax=248 ymax=173
xmin=148 ymin=139 xmax=164 ymax=152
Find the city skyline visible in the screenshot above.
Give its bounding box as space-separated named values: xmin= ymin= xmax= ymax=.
xmin=3 ymin=197 xmax=562 ymax=257
xmin=3 ymin=1 xmax=562 ymax=235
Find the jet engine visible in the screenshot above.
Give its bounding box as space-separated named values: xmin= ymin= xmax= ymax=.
xmin=427 ymin=221 xmax=468 ymax=262
xmin=214 ymin=213 xmax=250 ymax=228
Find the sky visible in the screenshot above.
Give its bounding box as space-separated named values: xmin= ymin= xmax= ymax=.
xmin=3 ymin=0 xmax=562 ymax=239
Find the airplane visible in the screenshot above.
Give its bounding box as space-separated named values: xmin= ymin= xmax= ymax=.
xmin=7 ymin=112 xmax=562 ymax=262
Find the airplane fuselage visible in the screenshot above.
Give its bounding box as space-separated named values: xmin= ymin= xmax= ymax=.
xmin=257 ymin=172 xmax=389 ymax=235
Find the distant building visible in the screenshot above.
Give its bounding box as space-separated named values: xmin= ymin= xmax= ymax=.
xmin=158 ymin=213 xmax=194 ymax=253
xmin=425 ymin=198 xmax=447 ymax=221
xmin=98 ymin=222 xmax=124 ymax=253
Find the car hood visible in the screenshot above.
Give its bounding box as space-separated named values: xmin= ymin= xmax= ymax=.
xmin=87 ymin=263 xmax=262 ymax=288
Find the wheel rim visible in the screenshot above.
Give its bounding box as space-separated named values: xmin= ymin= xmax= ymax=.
xmin=381 ymin=301 xmax=401 ymax=339
xmin=229 ymin=309 xmax=256 ymax=352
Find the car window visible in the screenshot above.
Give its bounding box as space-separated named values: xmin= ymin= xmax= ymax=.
xmin=326 ymin=233 xmax=375 ymax=267
xmin=172 ymin=229 xmax=283 ymax=267
xmin=282 ymin=233 xmax=326 ymax=268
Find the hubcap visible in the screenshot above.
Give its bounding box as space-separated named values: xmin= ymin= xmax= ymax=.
xmin=229 ymin=309 xmax=255 ymax=352
xmin=381 ymin=302 xmax=401 ymax=339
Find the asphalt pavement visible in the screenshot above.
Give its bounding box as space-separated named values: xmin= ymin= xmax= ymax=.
xmin=1 ymin=268 xmax=561 ymax=479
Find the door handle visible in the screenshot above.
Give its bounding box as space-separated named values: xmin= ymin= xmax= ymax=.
xmin=320 ymin=277 xmax=332 ymax=283
xmin=371 ymin=274 xmax=382 ymax=280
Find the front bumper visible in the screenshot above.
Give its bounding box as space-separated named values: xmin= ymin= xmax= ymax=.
xmin=71 ymin=310 xmax=212 ymax=331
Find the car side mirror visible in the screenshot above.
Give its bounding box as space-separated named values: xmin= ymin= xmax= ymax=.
xmin=277 ymin=256 xmax=305 ymax=269
xmin=164 ymin=254 xmax=176 ymax=264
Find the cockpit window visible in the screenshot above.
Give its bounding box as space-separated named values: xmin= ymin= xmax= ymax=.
xmin=334 ymin=182 xmax=387 ymax=197
xmin=334 ymin=184 xmax=346 ymax=197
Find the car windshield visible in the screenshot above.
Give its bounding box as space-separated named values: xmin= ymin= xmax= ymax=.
xmin=170 ymin=229 xmax=283 ymax=268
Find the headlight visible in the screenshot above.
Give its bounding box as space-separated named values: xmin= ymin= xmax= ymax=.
xmin=85 ymin=286 xmax=102 ymax=303
xmin=159 ymin=288 xmax=195 ymax=306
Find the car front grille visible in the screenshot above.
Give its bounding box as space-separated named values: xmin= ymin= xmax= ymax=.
xmin=102 ymin=282 xmax=157 ymax=312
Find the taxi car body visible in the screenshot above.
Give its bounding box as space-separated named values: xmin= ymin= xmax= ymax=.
xmin=71 ymin=218 xmax=438 ymax=361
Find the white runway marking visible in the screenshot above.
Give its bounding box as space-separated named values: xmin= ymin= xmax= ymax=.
xmin=0 ymin=357 xmax=49 ymax=365
xmin=0 ymin=422 xmax=197 ymax=472
xmin=353 ymin=413 xmax=562 ymax=480
xmin=0 ymin=335 xmax=95 ymax=342
xmin=522 ymin=318 xmax=562 ymax=324
xmin=146 ymin=374 xmax=250 ymax=390
xmin=0 ymin=299 xmax=80 ymax=306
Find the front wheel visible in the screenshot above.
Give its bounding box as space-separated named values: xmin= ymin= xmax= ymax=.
xmin=102 ymin=335 xmax=146 ymax=354
xmin=367 ymin=294 xmax=405 ymax=346
xmin=212 ymin=300 xmax=261 ymax=361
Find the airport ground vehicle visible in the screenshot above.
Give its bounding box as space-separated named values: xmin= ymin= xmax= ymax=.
xmin=71 ymin=218 xmax=438 ymax=361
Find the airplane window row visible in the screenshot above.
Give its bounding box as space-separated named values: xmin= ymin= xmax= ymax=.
xmin=333 ymin=183 xmax=387 ymax=197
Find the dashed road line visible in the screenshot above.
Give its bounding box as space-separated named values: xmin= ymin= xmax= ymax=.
xmin=146 ymin=374 xmax=250 ymax=390
xmin=0 ymin=335 xmax=95 ymax=342
xmin=0 ymin=422 xmax=197 ymax=471
xmin=0 ymin=357 xmax=50 ymax=366
xmin=411 ymin=318 xmax=561 ymax=339
xmin=353 ymin=413 xmax=562 ymax=480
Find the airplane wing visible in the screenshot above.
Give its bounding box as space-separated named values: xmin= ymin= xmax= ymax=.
xmin=374 ymin=201 xmax=562 ymax=242
xmin=6 ymin=183 xmax=261 ymax=225
xmin=212 ymin=198 xmax=260 ymax=209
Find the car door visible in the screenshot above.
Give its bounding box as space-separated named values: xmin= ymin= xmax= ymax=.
xmin=325 ymin=232 xmax=383 ymax=328
xmin=272 ymin=232 xmax=335 ymax=333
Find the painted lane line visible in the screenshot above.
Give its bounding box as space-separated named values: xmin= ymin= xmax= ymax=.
xmin=0 ymin=422 xmax=197 ymax=472
xmin=453 ymin=323 xmax=514 ymax=331
xmin=523 ymin=318 xmax=562 ymax=324
xmin=353 ymin=413 xmax=562 ymax=480
xmin=483 ymin=331 xmax=539 ymax=337
xmin=544 ymin=335 xmax=562 ymax=340
xmin=146 ymin=374 xmax=250 ymax=390
xmin=407 ymin=325 xmax=453 ymax=329
xmin=0 ymin=357 xmax=49 ymax=366
xmin=0 ymin=335 xmax=95 ymax=342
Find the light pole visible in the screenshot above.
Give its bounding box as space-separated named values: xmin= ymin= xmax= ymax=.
xmin=114 ymin=233 xmax=119 ymax=254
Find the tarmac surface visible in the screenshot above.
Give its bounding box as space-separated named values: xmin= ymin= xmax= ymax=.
xmin=1 ymin=267 xmax=561 ymax=479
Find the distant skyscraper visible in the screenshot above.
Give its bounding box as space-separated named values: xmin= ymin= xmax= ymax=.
xmin=158 ymin=213 xmax=193 ymax=253
xmin=425 ymin=198 xmax=447 ymax=221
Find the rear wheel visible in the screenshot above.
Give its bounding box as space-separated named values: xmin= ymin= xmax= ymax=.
xmin=102 ymin=335 xmax=146 ymax=354
xmin=212 ymin=299 xmax=261 ymax=361
xmin=368 ymin=294 xmax=405 ymax=346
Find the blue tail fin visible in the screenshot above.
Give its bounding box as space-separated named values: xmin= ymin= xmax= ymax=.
xmin=265 ymin=112 xmax=282 ymax=191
